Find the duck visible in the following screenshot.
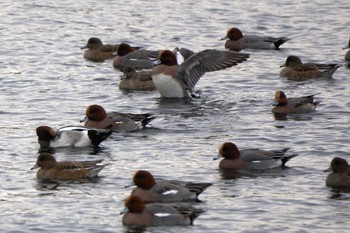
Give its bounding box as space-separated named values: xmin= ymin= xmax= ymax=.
xmin=343 ymin=38 xmax=350 ymax=65
xmin=324 ymin=157 xmax=350 ymax=188
xmin=272 ymin=90 xmax=320 ymax=114
xmin=112 ymin=43 xmax=159 ymax=70
xmin=280 ymin=55 xmax=341 ymax=80
xmin=221 ymin=27 xmax=291 ymax=52
xmin=119 ymin=66 xmax=155 ymax=91
xmin=31 ymin=152 xmax=106 ymax=180
xmin=214 ymin=142 xmax=298 ymax=170
xmin=81 ymin=104 xmax=155 ymax=133
xmin=81 ymin=37 xmax=119 ymax=62
xmin=130 ymin=170 xmax=212 ymax=203
xmin=151 ymin=49 xmax=249 ymax=98
xmin=121 ymin=195 xmax=205 ymax=226
xmin=36 ymin=125 xmax=112 ymax=148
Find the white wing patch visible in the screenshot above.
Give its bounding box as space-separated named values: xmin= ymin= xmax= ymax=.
xmin=154 ymin=213 xmax=172 ymax=217
xmin=162 ymin=190 xmax=179 ymax=195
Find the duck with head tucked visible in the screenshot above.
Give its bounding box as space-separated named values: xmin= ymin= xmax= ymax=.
xmin=130 ymin=170 xmax=212 ymax=203
xmin=324 ymin=157 xmax=350 ymax=188
xmin=221 ymin=27 xmax=291 ymax=52
xmin=151 ymin=49 xmax=249 ymax=98
xmin=36 ymin=125 xmax=112 ymax=149
xmin=214 ymin=142 xmax=298 ymax=170
xmin=81 ymin=37 xmax=120 ymax=62
xmin=272 ymin=90 xmax=320 ymax=114
xmin=82 ymin=104 xmax=155 ymax=133
xmin=31 ymin=152 xmax=106 ymax=180
xmin=280 ymin=55 xmax=341 ymax=80
xmin=121 ymin=195 xmax=205 ymax=226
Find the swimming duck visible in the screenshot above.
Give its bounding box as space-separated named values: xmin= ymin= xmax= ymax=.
xmin=130 ymin=170 xmax=212 ymax=203
xmin=81 ymin=37 xmax=119 ymax=62
xmin=272 ymin=90 xmax=320 ymax=114
xmin=214 ymin=142 xmax=298 ymax=170
xmin=324 ymin=157 xmax=350 ymax=188
xmin=221 ymin=27 xmax=291 ymax=52
xmin=31 ymin=152 xmax=106 ymax=180
xmin=280 ymin=55 xmax=341 ymax=80
xmin=36 ymin=125 xmax=112 ymax=148
xmin=122 ymin=195 xmax=205 ymax=226
xmin=82 ymin=104 xmax=155 ymax=132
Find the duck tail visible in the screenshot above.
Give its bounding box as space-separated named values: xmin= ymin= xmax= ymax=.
xmin=87 ymin=128 xmax=113 ymax=146
xmin=141 ymin=116 xmax=156 ymax=128
xmin=185 ymin=182 xmax=213 ymax=196
xmin=87 ymin=164 xmax=107 ymax=177
xmin=174 ymin=205 xmax=205 ymax=225
xmin=189 ymin=208 xmax=206 ymax=225
xmin=274 ymin=37 xmax=291 ymax=49
xmin=281 ymin=153 xmax=298 ymax=167
xmin=325 ymin=64 xmax=342 ymax=77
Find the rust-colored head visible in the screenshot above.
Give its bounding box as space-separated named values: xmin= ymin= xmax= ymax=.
xmin=85 ymin=104 xmax=107 ymax=121
xmin=133 ymin=170 xmax=156 ymax=189
xmin=158 ymin=50 xmax=178 ymax=66
xmin=125 ymin=195 xmax=145 ymax=213
xmin=218 ymin=142 xmax=240 ymax=159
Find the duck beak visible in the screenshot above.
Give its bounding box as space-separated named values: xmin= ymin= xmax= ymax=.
xmin=323 ymin=166 xmax=332 ymax=172
xmin=280 ymin=63 xmax=286 ymax=68
xmin=343 ymin=45 xmax=350 ymax=50
xmin=213 ymin=154 xmax=222 ymax=161
xmin=31 ymin=164 xmax=38 ymax=170
xmin=220 ymin=35 xmax=228 ymax=41
xmin=124 ymin=181 xmax=135 ymax=188
xmin=81 ymin=45 xmax=88 ymax=50
xmin=80 ymin=116 xmax=88 ymax=123
xmin=272 ymin=101 xmax=279 ymax=106
xmin=120 ymin=207 xmax=128 ymax=215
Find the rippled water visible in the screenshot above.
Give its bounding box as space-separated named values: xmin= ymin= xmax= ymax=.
xmin=1 ymin=0 xmax=350 ymax=232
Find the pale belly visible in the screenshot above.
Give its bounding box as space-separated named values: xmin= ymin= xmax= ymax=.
xmin=152 ymin=74 xmax=186 ymax=98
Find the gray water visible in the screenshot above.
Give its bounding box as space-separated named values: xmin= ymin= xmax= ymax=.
xmin=1 ymin=0 xmax=350 ymax=232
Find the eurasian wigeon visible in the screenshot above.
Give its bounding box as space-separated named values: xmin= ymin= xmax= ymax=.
xmin=119 ymin=66 xmax=155 ymax=91
xmin=221 ymin=27 xmax=291 ymax=52
xmin=343 ymin=38 xmax=350 ymax=65
xmin=130 ymin=170 xmax=212 ymax=203
xmin=280 ymin=55 xmax=341 ymax=80
xmin=36 ymin=125 xmax=112 ymax=148
xmin=82 ymin=104 xmax=155 ymax=132
xmin=151 ymin=49 xmax=249 ymax=98
xmin=81 ymin=37 xmax=119 ymax=62
xmin=272 ymin=90 xmax=320 ymax=114
xmin=324 ymin=157 xmax=350 ymax=188
xmin=214 ymin=142 xmax=298 ymax=170
xmin=31 ymin=152 xmax=106 ymax=180
xmin=122 ymin=195 xmax=205 ymax=226
xmin=112 ymin=43 xmax=159 ymax=70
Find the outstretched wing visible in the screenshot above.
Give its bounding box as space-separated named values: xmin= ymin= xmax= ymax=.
xmin=177 ymin=50 xmax=249 ymax=91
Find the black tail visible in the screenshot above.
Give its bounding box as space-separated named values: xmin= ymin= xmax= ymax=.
xmin=88 ymin=129 xmax=113 ymax=146
xmin=274 ymin=37 xmax=291 ymax=49
xmin=185 ymin=182 xmax=213 ymax=196
xmin=281 ymin=153 xmax=298 ymax=167
xmin=141 ymin=116 xmax=156 ymax=128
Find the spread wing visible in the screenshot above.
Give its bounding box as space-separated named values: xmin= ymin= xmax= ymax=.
xmin=177 ymin=50 xmax=249 ymax=91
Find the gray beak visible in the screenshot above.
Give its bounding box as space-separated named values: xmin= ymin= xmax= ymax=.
xmin=220 ymin=35 xmax=228 ymax=41
xmin=31 ymin=164 xmax=38 ymax=170
xmin=80 ymin=116 xmax=88 ymax=123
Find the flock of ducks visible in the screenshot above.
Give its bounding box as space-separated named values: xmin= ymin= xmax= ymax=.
xmin=32 ymin=27 xmax=350 ymax=228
